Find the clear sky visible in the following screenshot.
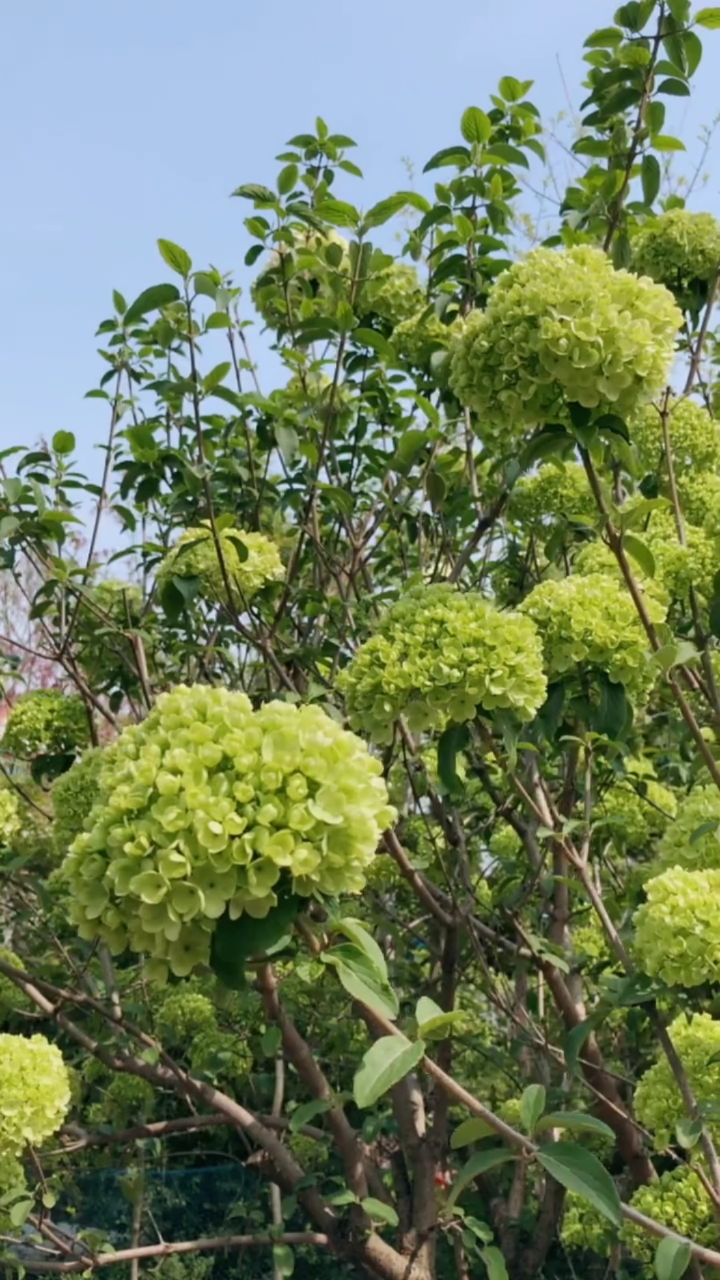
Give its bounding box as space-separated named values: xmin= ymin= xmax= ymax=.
xmin=1 ymin=0 xmax=718 ymax=478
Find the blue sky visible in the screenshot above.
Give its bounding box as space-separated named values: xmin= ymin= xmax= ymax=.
xmin=1 ymin=0 xmax=718 ymax=480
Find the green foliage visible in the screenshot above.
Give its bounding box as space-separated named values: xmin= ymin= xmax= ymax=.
xmin=156 ymin=525 xmax=284 ymax=610
xmin=634 ymin=1014 xmax=720 ymax=1147
xmin=51 ymin=747 xmax=105 ymax=856
xmin=634 ymin=867 xmax=720 ymax=986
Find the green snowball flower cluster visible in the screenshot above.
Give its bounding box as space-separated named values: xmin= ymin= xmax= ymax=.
xmin=449 ymin=246 xmax=681 ymax=448
xmin=595 ymin=770 xmax=676 ymax=852
xmin=632 ymin=209 xmax=720 ymax=298
xmin=337 ymin=584 xmax=547 ymax=745
xmin=678 ymin=472 xmax=720 ymax=536
xmin=634 ymin=1014 xmax=720 ymax=1147
xmin=631 ymin=398 xmax=720 ymax=476
xmin=642 ymin=508 xmax=719 ymax=600
xmin=561 ymin=1191 xmax=616 ymax=1256
xmin=156 ymin=990 xmax=218 ymax=1045
xmin=488 ymin=821 xmax=523 ymax=863
xmin=87 ymin=1073 xmax=155 ymax=1127
xmin=634 ymin=867 xmax=720 ymax=987
xmin=74 ymin=580 xmax=147 ymax=693
xmin=51 ymin=749 xmax=105 ymax=857
xmin=509 ymin=463 xmax=596 ymax=528
xmin=0 ymin=1033 xmax=70 ymax=1155
xmin=519 ymin=573 xmax=664 ymax=698
xmin=392 ymin=308 xmax=452 ymax=369
xmin=189 ymin=1028 xmax=252 ymax=1083
xmin=62 ymin=685 xmax=395 ymax=978
xmin=0 ymin=790 xmax=20 ymax=846
xmin=622 ymin=1166 xmax=716 ymax=1264
xmin=363 ymin=263 xmax=423 ymax=325
xmin=0 ymin=949 xmax=29 ymax=1022
xmin=2 ymin=690 xmax=89 ymax=761
xmin=251 ymin=228 xmax=350 ymax=330
xmin=156 ymin=525 xmax=283 ymax=609
xmin=654 ymin=786 xmax=720 ymax=874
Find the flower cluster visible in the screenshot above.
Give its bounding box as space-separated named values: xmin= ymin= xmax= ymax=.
xmin=449 ymin=246 xmax=681 ymax=449
xmin=156 ymin=525 xmax=283 ymax=609
xmin=156 ymin=989 xmax=218 ymax=1045
xmin=594 ymin=770 xmax=676 ymax=853
xmin=630 ymin=397 xmax=720 ymax=477
xmin=519 ymin=573 xmax=663 ymax=698
xmin=251 ymin=228 xmax=350 ymax=330
xmin=654 ymin=786 xmax=720 ymax=874
xmin=2 ymin=690 xmax=89 ymax=761
xmin=363 ymin=263 xmax=423 ymax=325
xmin=337 ymin=584 xmax=547 ymax=744
xmin=392 ymin=308 xmax=452 ymax=369
xmin=62 ymin=685 xmax=395 ymax=978
xmin=632 ymin=209 xmax=720 ymax=297
xmin=0 ymin=790 xmax=20 ymax=846
xmin=74 ymin=579 xmax=147 ymax=693
xmin=0 ymin=1033 xmax=70 ymax=1155
xmin=634 ymin=867 xmax=720 ymax=987
xmin=189 ymin=1028 xmax=252 ymax=1083
xmin=678 ymin=472 xmax=720 ymax=537
xmin=51 ymin=749 xmax=105 ymax=857
xmin=87 ymin=1073 xmax=155 ymax=1128
xmin=561 ymin=1191 xmax=616 ymax=1256
xmin=642 ymin=508 xmax=719 ymax=601
xmin=634 ymin=1014 xmax=720 ymax=1148
xmin=622 ymin=1167 xmax=716 ymax=1264
xmin=509 ymin=463 xmax=596 ymax=527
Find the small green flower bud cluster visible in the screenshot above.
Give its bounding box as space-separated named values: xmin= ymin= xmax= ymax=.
xmin=622 ymin=1166 xmax=716 ymax=1265
xmin=509 ymin=463 xmax=596 ymax=528
xmin=449 ymin=246 xmax=681 ymax=449
xmin=156 ymin=525 xmax=283 ymax=609
xmin=0 ymin=1033 xmax=70 ymax=1155
xmin=363 ymin=263 xmax=424 ymax=325
xmin=51 ymin=749 xmax=105 ymax=858
xmin=251 ymin=229 xmax=350 ymax=330
xmin=519 ymin=573 xmax=664 ymax=698
xmin=156 ymin=990 xmax=218 ymax=1044
xmin=654 ymin=785 xmax=720 ymax=874
xmin=0 ymin=790 xmax=20 ymax=846
xmin=337 ymin=584 xmax=547 ymax=745
xmin=631 ymin=397 xmax=720 ymax=477
xmin=632 ymin=209 xmax=720 ymax=297
xmin=62 ymin=685 xmax=395 ymax=979
xmin=634 ymin=1014 xmax=720 ymax=1148
xmin=2 ymin=690 xmax=89 ymax=761
xmin=392 ymin=308 xmax=452 ymax=369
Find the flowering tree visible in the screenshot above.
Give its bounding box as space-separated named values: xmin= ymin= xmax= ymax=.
xmin=4 ymin=4 xmax=720 ymax=1278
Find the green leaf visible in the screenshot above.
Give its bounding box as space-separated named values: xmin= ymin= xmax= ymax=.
xmin=641 ymin=153 xmax=661 ymax=205
xmin=231 ymin=183 xmax=277 ymax=203
xmin=482 ymin=1247 xmax=509 ymax=1280
xmin=623 ymin=532 xmax=656 ymax=578
xmin=498 ymin=75 xmax=530 ymax=101
xmin=353 ymin=1036 xmax=426 ymax=1109
xmin=695 ymin=7 xmax=720 ymax=27
xmin=272 ymin=1244 xmax=295 ymax=1278
xmin=565 ymin=1015 xmax=603 ymax=1077
xmin=415 ymin=996 xmax=465 ymax=1039
xmin=124 ymin=283 xmax=181 ymax=325
xmin=451 ymin=1117 xmax=497 ymax=1149
xmin=484 ymin=143 xmax=529 ymax=169
xmin=331 ymin=918 xmax=388 ymax=982
xmin=394 ymin=429 xmax=431 ymax=473
xmin=652 ymin=135 xmax=686 ymax=151
xmin=682 ymin=29 xmax=703 ymax=74
xmin=675 ymin=1117 xmax=703 ymax=1149
xmin=520 ymin=1084 xmax=546 ymax=1134
xmin=277 ymin=164 xmax=299 ymax=195
xmin=657 ymin=77 xmax=691 ymax=95
xmin=0 ymin=516 xmax=20 ymax=542
xmin=210 ymin=892 xmax=300 ymax=988
xmin=363 ymin=192 xmax=429 ymax=229
xmin=361 ymin=1197 xmax=399 ymax=1227
xmin=289 ymin=1099 xmax=333 ymax=1133
xmin=203 ymin=362 xmax=232 ymax=394
xmin=314 ymin=199 xmax=360 ymax=229
xmin=329 ymin=951 xmax=399 ymax=1021
xmin=654 ymin=1236 xmax=691 ymax=1280
xmin=536 ymin=1142 xmax=621 ymax=1227
xmin=423 ymin=146 xmax=471 ymax=173
xmin=461 ymin=106 xmax=493 ymax=144
xmin=584 ymin=26 xmax=623 ymax=47
xmin=275 ymin=424 xmax=299 ymax=466
xmin=536 ymin=1112 xmax=615 ymax=1140
xmin=157 ymin=239 xmax=192 ymax=277
xmin=52 ymin=430 xmax=75 ymax=455
xmin=9 ymin=1198 xmax=34 ymax=1227
xmin=446 ymin=1148 xmax=517 ymax=1210
xmin=592 ymin=675 xmax=629 ymax=741
xmin=261 ymin=1025 xmax=282 ymax=1057
xmin=437 ymin=723 xmax=469 ymax=795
